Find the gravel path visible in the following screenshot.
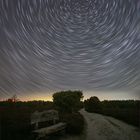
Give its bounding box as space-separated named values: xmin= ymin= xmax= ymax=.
xmin=80 ymin=109 xmax=140 ymax=140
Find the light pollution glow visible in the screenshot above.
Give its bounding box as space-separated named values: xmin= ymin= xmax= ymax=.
xmin=12 ymin=90 xmax=140 ymax=101
xmin=1 ymin=0 xmax=140 ymax=99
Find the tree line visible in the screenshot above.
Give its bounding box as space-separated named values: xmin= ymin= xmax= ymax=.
xmin=0 ymin=90 xmax=139 ymax=140
xmin=84 ymin=96 xmax=140 ymax=127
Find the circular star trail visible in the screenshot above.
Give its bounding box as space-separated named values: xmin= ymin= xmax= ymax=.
xmin=0 ymin=0 xmax=140 ymax=97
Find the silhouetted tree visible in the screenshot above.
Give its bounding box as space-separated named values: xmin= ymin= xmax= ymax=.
xmin=53 ymin=90 xmax=83 ymax=113
xmin=7 ymin=95 xmax=19 ymax=102
xmin=84 ymin=96 xmax=102 ymax=113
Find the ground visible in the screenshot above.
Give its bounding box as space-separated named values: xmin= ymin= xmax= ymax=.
xmin=60 ymin=109 xmax=140 ymax=140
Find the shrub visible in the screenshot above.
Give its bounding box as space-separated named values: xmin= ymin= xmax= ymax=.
xmin=84 ymin=96 xmax=102 ymax=113
xmin=53 ymin=90 xmax=83 ymax=113
xmin=60 ymin=112 xmax=85 ymax=135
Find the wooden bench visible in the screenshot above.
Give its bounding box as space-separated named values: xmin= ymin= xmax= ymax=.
xmin=31 ymin=110 xmax=66 ymax=139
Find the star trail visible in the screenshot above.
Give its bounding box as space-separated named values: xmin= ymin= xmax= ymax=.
xmin=0 ymin=0 xmax=140 ymax=99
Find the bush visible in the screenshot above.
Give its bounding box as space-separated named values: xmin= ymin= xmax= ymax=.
xmin=60 ymin=112 xmax=85 ymax=135
xmin=84 ymin=96 xmax=102 ymax=113
xmin=53 ymin=90 xmax=83 ymax=113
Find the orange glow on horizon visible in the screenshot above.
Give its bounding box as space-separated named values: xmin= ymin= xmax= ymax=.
xmin=19 ymin=94 xmax=53 ymax=101
xmin=2 ymin=90 xmax=138 ymax=102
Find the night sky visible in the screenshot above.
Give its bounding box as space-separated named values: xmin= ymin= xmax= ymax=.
xmin=0 ymin=0 xmax=140 ymax=100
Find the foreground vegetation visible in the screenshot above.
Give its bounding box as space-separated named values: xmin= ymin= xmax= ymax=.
xmin=53 ymin=90 xmax=84 ymax=135
xmin=84 ymin=96 xmax=140 ymax=127
xmin=0 ymin=101 xmax=54 ymax=140
xmin=0 ymin=90 xmax=84 ymax=140
xmin=0 ymin=92 xmax=139 ymax=140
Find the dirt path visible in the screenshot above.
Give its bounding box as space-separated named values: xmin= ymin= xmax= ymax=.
xmin=80 ymin=109 xmax=140 ymax=140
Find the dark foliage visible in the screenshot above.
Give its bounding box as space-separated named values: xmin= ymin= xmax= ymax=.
xmin=53 ymin=90 xmax=83 ymax=113
xmin=59 ymin=112 xmax=85 ymax=135
xmin=101 ymin=100 xmax=140 ymax=127
xmin=0 ymin=101 xmax=54 ymax=140
xmin=84 ymin=98 xmax=140 ymax=127
xmin=84 ymin=96 xmax=102 ymax=113
xmin=0 ymin=92 xmax=84 ymax=140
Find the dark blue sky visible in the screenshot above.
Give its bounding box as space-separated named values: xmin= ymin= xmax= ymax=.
xmin=0 ymin=0 xmax=140 ymax=100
